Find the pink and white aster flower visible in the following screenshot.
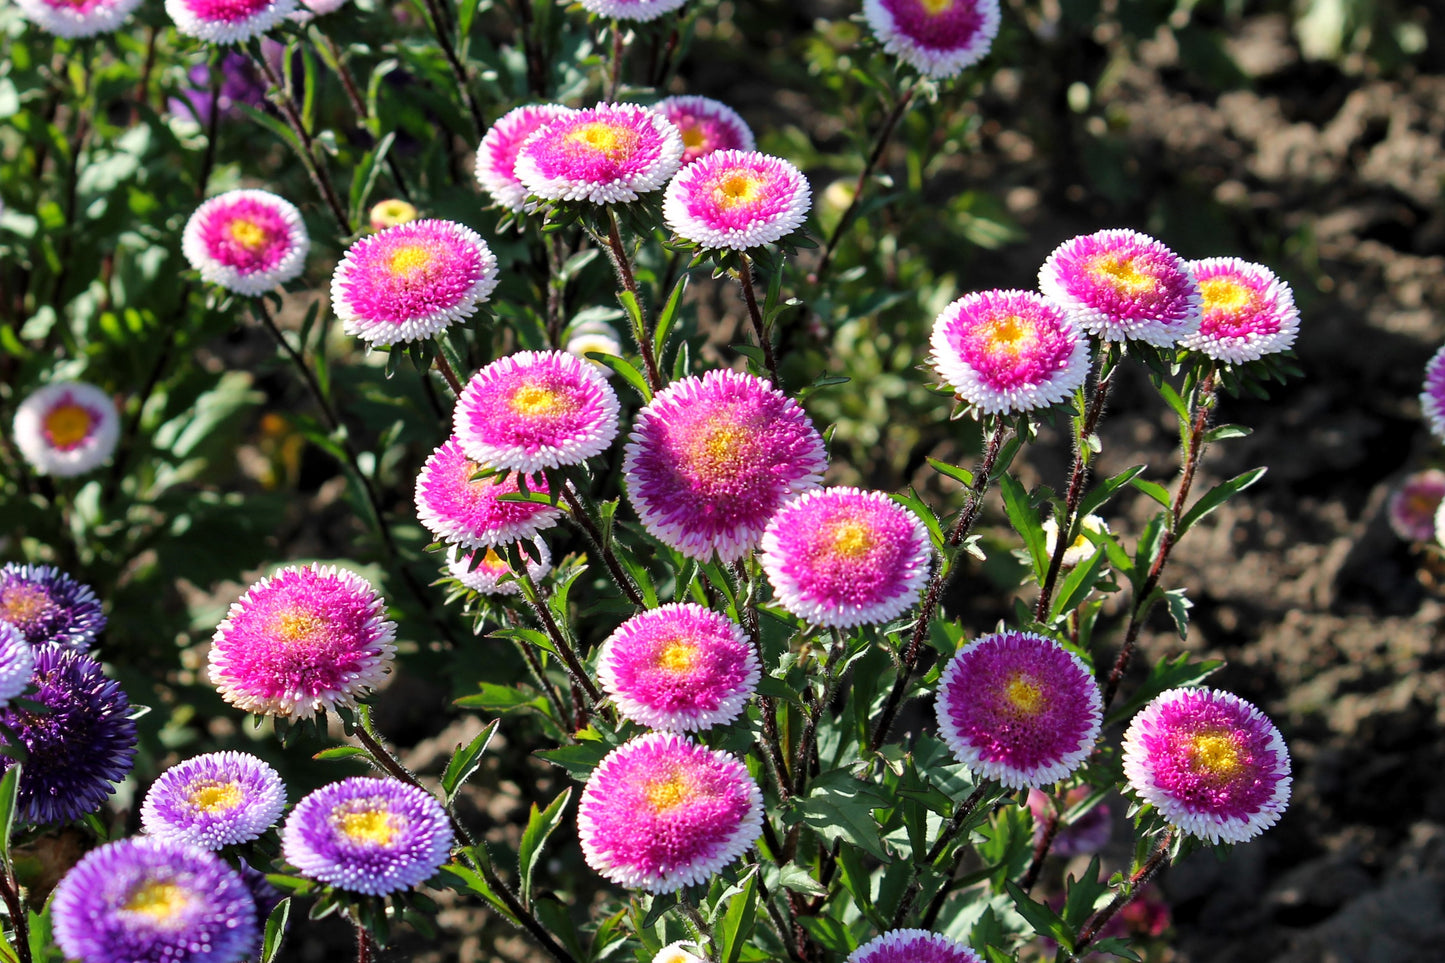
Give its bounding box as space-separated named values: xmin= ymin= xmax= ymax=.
xmin=208 ymin=565 xmax=396 ymax=719
xmin=936 ymin=630 xmax=1102 ymax=790
xmin=13 ymin=381 xmax=121 ymax=478
xmin=1178 ymin=257 xmax=1299 ymax=363
xmin=447 ymin=539 xmax=552 ymax=596
xmin=182 ymin=190 xmax=309 ymax=296
xmin=16 ymin=0 xmax=143 ymax=37
xmin=579 ymin=0 xmax=688 ymax=22
xmin=863 ymin=0 xmax=1001 ymax=80
xmin=166 ymin=0 xmax=298 ymax=44
xmin=623 ymin=369 xmax=828 ymax=562
xmin=577 ymin=732 xmax=762 ymax=893
xmin=331 ymin=219 xmax=498 ymax=347
xmin=516 ymin=103 xmax=683 ymax=205
xmin=760 ymin=488 xmax=931 ymax=628
xmin=930 ymin=289 xmax=1091 ymax=414
xmin=453 ymin=351 xmax=621 ymax=474
xmin=663 ymin=150 xmax=811 ymax=250
xmin=1420 ymin=344 xmax=1445 ymax=441
xmin=654 ymin=96 xmax=755 ymax=166
xmin=1121 ymin=687 xmax=1291 ymax=844
xmin=415 ymin=437 xmax=562 ymax=549
xmin=476 ymin=104 xmax=576 ymax=212
xmin=1039 ymin=229 xmax=1201 ymax=347
xmin=597 ymin=603 xmax=760 ymax=731
xmin=847 ymin=929 xmax=985 ymax=963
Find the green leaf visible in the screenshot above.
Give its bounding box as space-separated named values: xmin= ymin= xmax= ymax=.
xmin=591 ymin=352 xmax=652 ymax=403
xmin=784 ymin=769 xmax=891 ymax=860
xmin=776 ymin=863 xmax=827 ymax=898
xmin=312 ymin=746 xmax=368 ymax=762
xmin=653 ymin=273 xmax=689 ymax=363
xmin=518 ymin=788 xmax=571 ymax=904
xmin=1077 ymin=465 xmax=1146 ymax=518
xmin=454 ymin=682 xmax=548 ymax=714
xmin=1048 ymin=540 xmax=1110 ymax=623
xmin=441 ymin=719 xmax=500 ymax=803
xmin=1060 ymin=857 xmax=1110 ymax=926
xmin=716 ymin=870 xmax=758 ymax=963
xmin=926 ymin=456 xmax=973 ymax=488
xmin=236 ymin=103 xmax=305 ymax=158
xmin=260 ymin=898 xmax=291 ymax=963
xmin=999 ymin=473 xmax=1047 ymax=581
xmin=1129 ymin=476 xmax=1172 ymax=509
xmin=437 ymin=864 xmax=522 ymax=926
xmin=536 ymin=733 xmax=615 ymax=781
xmin=0 ymin=763 xmax=21 ymax=867
xmin=1005 ymin=881 xmax=1073 ymax=950
xmin=1203 ymin=424 xmax=1251 ymax=443
xmin=890 ymin=489 xmax=945 ymax=553
xmin=1105 ymin=653 xmax=1224 ymax=727
xmin=1163 ymin=587 xmax=1193 ymax=640
xmin=1179 ymin=467 xmax=1266 ymax=533
xmin=349 ymin=132 xmax=396 ymax=232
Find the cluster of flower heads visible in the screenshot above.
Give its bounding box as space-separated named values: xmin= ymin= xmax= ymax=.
xmin=12 ymin=381 xmax=122 ymax=478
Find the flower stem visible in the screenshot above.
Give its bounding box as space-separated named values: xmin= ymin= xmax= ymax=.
xmin=510 ymin=0 xmax=548 ymax=95
xmin=890 ymin=783 xmax=989 ymax=929
xmin=604 ymin=19 xmax=625 ymax=102
xmin=504 ymin=610 xmax=574 ymax=730
xmin=320 ymin=34 xmax=412 ymax=202
xmin=1073 ymin=830 xmax=1174 ymax=956
xmin=515 ymin=564 xmax=603 ymax=705
xmin=790 ymin=630 xmax=847 ymax=796
xmin=552 ymin=473 xmax=647 ymax=609
xmin=0 ymin=864 xmax=32 ymax=963
xmin=1019 ymin=796 xmax=1061 ymax=893
xmin=601 ymin=207 xmax=663 ymax=392
xmin=418 ymin=0 xmax=486 ymax=140
xmin=433 ymin=349 xmax=465 ymax=395
xmin=738 ymin=252 xmax=780 ymax=385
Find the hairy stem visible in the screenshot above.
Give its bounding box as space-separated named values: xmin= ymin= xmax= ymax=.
xmin=739 ymin=252 xmax=779 ymax=385
xmin=249 ymin=49 xmax=351 ymax=234
xmin=1 ymin=865 xmax=32 ymax=963
xmin=601 ymin=207 xmax=663 ymax=392
xmin=553 ymin=474 xmax=647 ymax=609
xmin=419 ymin=0 xmax=486 ymax=139
xmin=1073 ymin=830 xmax=1174 ymax=956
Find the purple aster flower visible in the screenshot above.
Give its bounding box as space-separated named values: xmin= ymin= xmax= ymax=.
xmin=0 ymin=647 xmax=137 ymax=826
xmin=1039 ymin=229 xmax=1202 ymax=347
xmin=453 ymin=350 xmax=622 ymax=474
xmin=15 ymin=0 xmax=143 ymax=37
xmin=182 ymin=190 xmax=309 ymax=297
xmin=663 ymin=150 xmax=811 ymax=251
xmin=623 ymin=369 xmax=828 ymax=562
xmin=331 ymin=219 xmax=498 ymax=347
xmin=476 ymin=104 xmax=577 ymax=212
xmin=579 ymin=0 xmax=688 ymax=21
xmin=0 ymin=624 xmax=34 ymax=708
xmin=597 ymin=603 xmax=760 ymax=731
xmin=282 ymin=777 xmax=454 ymax=895
xmin=935 ymin=631 xmax=1102 ymax=790
xmin=51 ymin=837 xmax=259 ymax=963
xmin=654 ymin=95 xmax=756 ymax=166
xmin=447 ymin=539 xmax=552 ymax=595
xmin=1178 ymin=257 xmax=1299 ymax=363
xmin=1420 ymin=344 xmax=1445 ymax=442
xmin=208 ymin=565 xmax=397 ymax=719
xmin=930 ymin=289 xmax=1092 ymax=415
xmin=578 ymin=732 xmax=762 ymax=893
xmin=862 ymin=0 xmax=1001 ymax=80
xmin=516 ymin=103 xmax=684 ymax=205
xmin=760 ymin=487 xmax=931 ymax=628
xmin=1387 ymin=470 xmax=1445 ymax=542
xmin=414 ymin=437 xmax=562 ymax=549
xmin=0 ymin=562 xmax=107 ymax=650
xmin=1026 ymin=787 xmax=1113 ymax=857
xmin=169 ymin=53 xmax=266 ymax=127
xmin=140 ymin=751 xmax=287 ymax=850
xmin=13 ymin=381 xmax=121 ymax=479
xmin=166 ymin=0 xmax=298 ymax=44
xmin=1121 ymin=687 xmax=1291 ymax=844
xmin=847 ymin=929 xmax=985 ymax=963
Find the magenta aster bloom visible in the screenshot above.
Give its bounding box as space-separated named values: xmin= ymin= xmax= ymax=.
xmin=182 ymin=190 xmax=308 ymax=296
xmin=51 ymin=837 xmax=259 ymax=963
xmin=208 ymin=565 xmax=396 ymax=719
xmin=0 ymin=562 xmax=107 ymax=650
xmin=13 ymin=380 xmax=121 ymax=478
xmin=476 ymin=104 xmax=576 ymax=212
xmin=331 ymin=219 xmax=498 ymax=347
xmin=516 ymin=103 xmax=684 ymax=205
xmin=1387 ymin=469 xmax=1445 ymax=542
xmin=16 ymin=0 xmax=143 ymax=37
xmin=936 ymin=631 xmax=1102 ymax=790
xmin=624 ymin=370 xmax=828 ymax=562
xmin=1039 ymin=229 xmax=1201 ymax=347
xmin=597 ymin=603 xmax=760 ymax=731
xmin=930 ymin=289 xmax=1091 ymax=415
xmin=579 ymin=0 xmax=688 ymax=22
xmin=453 ymin=350 xmax=621 ymax=474
xmin=663 ymin=150 xmax=811 ymax=251
xmin=847 ymin=929 xmax=985 ymax=963
xmin=0 ymin=625 xmax=34 ymax=708
xmin=863 ymin=0 xmax=1001 ymax=80
xmin=578 ymin=732 xmax=762 ymax=892
xmin=282 ymin=777 xmax=454 ymax=895
xmin=654 ymin=96 xmax=755 ymax=166
xmin=760 ymin=488 xmax=931 ymax=628
xmin=140 ymin=751 xmax=287 ymax=850
xmin=1177 ymin=257 xmax=1299 ymax=363
xmin=166 ymin=0 xmax=298 ymax=44
xmin=415 ymin=437 xmax=562 ymax=549
xmin=447 ymin=539 xmax=552 ymax=595
xmin=1420 ymin=344 xmax=1445 ymax=441
xmin=0 ymin=647 xmax=137 ymax=826
xmin=1121 ymin=687 xmax=1290 ymax=844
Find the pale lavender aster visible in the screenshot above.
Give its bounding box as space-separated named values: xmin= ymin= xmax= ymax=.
xmin=0 ymin=562 xmax=106 ymax=650
xmin=663 ymin=150 xmax=811 ymax=250
xmin=847 ymin=929 xmax=985 ymax=963
xmin=414 ymin=437 xmax=562 ymax=549
xmin=862 ymin=0 xmax=1001 ymax=79
xmin=515 ymin=103 xmax=683 ymax=205
xmin=140 ymin=751 xmax=287 ymax=850
xmin=1178 ymin=257 xmax=1299 ymax=363
xmin=1121 ymin=687 xmax=1291 ymax=844
xmin=579 ymin=0 xmax=688 ymax=23
xmin=1039 ymin=229 xmax=1201 ymax=346
xmin=1026 ymin=787 xmax=1113 ymax=857
xmin=476 ymin=104 xmax=577 ymax=212
xmin=0 ymin=624 xmax=34 ymax=707
xmin=13 ymin=381 xmax=121 ymax=478
xmin=654 ymin=96 xmax=755 ymax=166
xmin=1420 ymin=344 xmax=1445 ymax=441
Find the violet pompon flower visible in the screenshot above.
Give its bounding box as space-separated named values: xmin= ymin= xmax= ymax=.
xmin=1039 ymin=229 xmax=1201 ymax=347
xmin=13 ymin=381 xmax=121 ymax=479
xmin=168 ymin=53 xmax=266 ymax=126
xmin=140 ymin=751 xmax=287 ymax=850
xmin=654 ymin=96 xmax=755 ymax=166
xmin=663 ymin=150 xmax=811 ymax=251
xmin=1420 ymin=344 xmax=1445 ymax=442
xmin=414 ymin=437 xmax=562 ymax=549
xmin=0 ymin=562 xmax=107 ymax=650
xmin=847 ymin=929 xmax=985 ymax=963
xmin=863 ymin=0 xmax=1001 ymax=80
xmin=1178 ymin=257 xmax=1299 ymax=363
xmin=476 ymin=104 xmax=576 ymax=212
xmin=0 ymin=624 xmax=34 ymax=708
xmin=516 ymin=103 xmax=683 ymax=205
xmin=208 ymin=565 xmax=396 ymax=719
xmin=282 ymin=776 xmax=454 ymax=895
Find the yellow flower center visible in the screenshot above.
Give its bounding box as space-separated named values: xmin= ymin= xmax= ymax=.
xmin=681 ymin=126 xmax=706 ymax=151
xmin=657 ymin=639 xmax=699 ymax=674
xmin=920 ymin=0 xmax=955 ymax=13
xmin=980 ymin=314 xmax=1039 ymax=360
xmin=389 ymin=243 xmax=433 ymax=277
xmin=689 ymin=418 xmax=749 ymax=480
xmin=272 ymin=609 xmax=324 ymax=644
xmin=712 ymin=171 xmax=766 ymax=210
xmin=0 ymin=585 xmax=50 ymax=625
xmin=645 ymin=775 xmax=692 ymax=812
xmin=1190 ymin=732 xmax=1243 ymax=778
xmin=43 ymin=403 xmax=94 ymax=448
xmin=123 ymin=882 xmax=191 ymax=923
xmin=338 ymin=807 xmax=398 ymax=846
xmin=1004 ymin=674 xmax=1043 ymax=714
xmin=1088 ymin=253 xmax=1158 ymax=295
xmin=187 ymin=779 xmax=244 ymax=813
xmin=510 ymin=383 xmax=570 ymax=417
xmin=566 ymin=122 xmax=640 ymax=160
xmin=1200 ymin=276 xmax=1254 ymax=314
xmin=829 ymin=519 xmax=873 ymax=559
xmin=227 ymin=218 xmax=270 ymax=251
